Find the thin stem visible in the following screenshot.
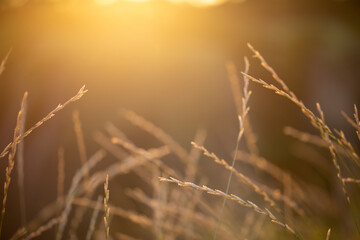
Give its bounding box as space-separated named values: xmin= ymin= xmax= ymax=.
xmin=213 ymin=132 xmax=242 ymax=240
xmin=214 ymin=58 xmax=250 ymax=239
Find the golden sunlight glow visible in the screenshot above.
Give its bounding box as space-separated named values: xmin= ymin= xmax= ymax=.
xmin=9 ymin=0 xmax=28 ymax=7
xmin=124 ymin=0 xmax=152 ymax=2
xmin=186 ymin=0 xmax=225 ymax=7
xmin=165 ymin=0 xmax=225 ymax=6
xmin=94 ymin=0 xmax=227 ymax=7
xmin=94 ymin=0 xmax=119 ymax=5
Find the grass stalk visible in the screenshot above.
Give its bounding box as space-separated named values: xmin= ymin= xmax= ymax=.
xmin=0 ymin=85 xmax=88 ymax=159
xmin=0 ymin=49 xmax=12 ymax=76
xmin=86 ymin=196 xmax=102 ymax=240
xmin=56 ymin=149 xmax=106 ymax=240
xmin=17 ymin=92 xmax=28 ymax=226
xmin=0 ymin=92 xmax=27 ymax=238
xmin=213 ymin=57 xmax=251 ymax=240
xmin=104 ymin=174 xmax=110 ymax=240
xmin=73 ymin=110 xmax=89 ymax=183
xmin=160 ymin=177 xmax=302 ymax=239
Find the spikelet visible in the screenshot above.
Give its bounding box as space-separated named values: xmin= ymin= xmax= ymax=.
xmin=159 ymin=177 xmax=301 ymax=239
xmin=242 ymin=44 xmax=356 ymax=204
xmin=0 ymin=85 xmax=88 ymax=159
xmin=0 ymin=92 xmax=27 ymax=238
xmin=104 ymin=174 xmax=110 ymax=240
xmin=191 ymin=142 xmax=279 ymax=212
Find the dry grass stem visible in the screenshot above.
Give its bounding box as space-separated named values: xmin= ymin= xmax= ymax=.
xmin=57 ymin=147 xmax=65 ymax=213
xmin=235 ymin=150 xmax=284 ymax=182
xmin=73 ymin=110 xmax=89 ymax=184
xmin=352 ymin=105 xmax=360 ymax=141
xmin=326 ymin=228 xmax=331 ymax=240
xmin=2 ymin=42 xmax=359 ymax=240
xmin=284 ymin=127 xmax=327 ymax=148
xmin=284 ymin=127 xmax=349 ymax=168
xmin=10 ymin=198 xmax=66 ymax=240
xmin=283 ymin=173 xmax=292 ymax=221
xmin=243 ymin=119 xmax=259 ymax=156
xmin=126 ymin=188 xmax=235 ymax=239
xmin=242 ymin=70 xmax=339 ymax=154
xmin=93 ymin=131 xmax=127 ymax=160
xmin=343 ymin=178 xmax=360 ymax=183
xmin=129 ymin=166 xmax=229 ymax=236
xmin=0 ymin=49 xmax=12 ymax=76
xmin=227 ymin=59 xmax=259 ymax=155
xmin=151 ymin=166 xmax=163 ymax=239
xmin=334 ymin=129 xmax=360 ymax=163
xmin=242 ymin=45 xmax=358 ymax=203
xmin=105 ymin=122 xmax=134 ymax=144
xmin=180 ymin=129 xmax=207 ymax=238
xmin=242 ymin=71 xmax=318 ymax=127
xmin=82 ymin=146 xmax=170 ymax=196
xmin=0 ymin=85 xmax=88 ymax=159
xmin=227 ymin=61 xmax=243 ymax=118
xmin=74 ymin=198 xmax=153 ymax=228
xmin=235 ymin=150 xmax=307 ymax=202
xmin=22 ymin=202 xmax=60 ymax=238
xmin=192 ymin=142 xmax=279 ymax=212
xmin=186 ymin=128 xmax=207 ymax=181
xmin=247 ymin=43 xmax=293 ymax=97
xmin=17 ymin=92 xmax=28 ymax=226
xmin=104 ymin=174 xmax=110 ymax=240
xmin=317 ymin=104 xmax=350 ymax=204
xmin=121 ymin=109 xmax=188 ymax=162
xmin=260 ymin=183 xmax=305 ymax=217
xmin=68 ymin=111 xmax=93 ymax=237
xmin=115 ymin=233 xmax=141 ymax=240
xmin=73 ymin=198 xmax=201 ymax=239
xmin=160 ymin=177 xmax=301 ymax=239
xmin=111 ymin=137 xmax=177 ymax=177
xmin=0 ymin=92 xmax=27 ymax=238
xmin=9 ymin=228 xmax=27 ymax=240
xmin=56 ymin=149 xmax=106 ymax=240
xmin=86 ymin=196 xmax=102 ymax=240
xmin=341 ymin=105 xmax=360 ymax=141
xmin=24 ymin=217 xmax=60 ymax=240
xmin=69 ymin=191 xmax=95 ymax=238
xmin=213 ymin=57 xmax=252 ymax=240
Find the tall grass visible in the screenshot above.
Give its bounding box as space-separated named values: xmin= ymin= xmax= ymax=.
xmin=0 ymin=92 xmax=27 ymax=238
xmin=1 ymin=44 xmax=360 ymax=240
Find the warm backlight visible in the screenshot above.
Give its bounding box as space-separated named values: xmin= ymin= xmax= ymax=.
xmin=95 ymin=0 xmax=226 ymax=7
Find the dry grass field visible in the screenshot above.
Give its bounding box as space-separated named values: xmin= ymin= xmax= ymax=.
xmin=1 ymin=0 xmax=360 ymax=239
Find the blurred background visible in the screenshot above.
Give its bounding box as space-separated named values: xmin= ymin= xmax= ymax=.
xmin=0 ymin=0 xmax=360 ymax=239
